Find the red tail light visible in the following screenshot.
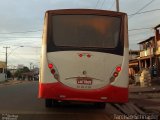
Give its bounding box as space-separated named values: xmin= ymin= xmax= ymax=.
xmin=113 ymin=72 xmax=118 ymax=77
xmin=51 ymin=69 xmax=56 ymax=75
xmin=87 ymin=54 xmax=91 ymax=58
xmin=79 ymin=54 xmax=83 ymax=57
xmin=48 ymin=64 xmax=53 ymax=69
xmin=110 ymin=65 xmax=121 ymax=83
xmin=116 ymin=66 xmax=121 ymax=72
xmin=48 ymin=63 xmax=59 ymax=80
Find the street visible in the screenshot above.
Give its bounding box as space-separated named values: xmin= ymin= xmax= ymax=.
xmin=0 ymin=81 xmax=159 ymax=120
xmin=0 ymin=81 xmax=111 ymax=120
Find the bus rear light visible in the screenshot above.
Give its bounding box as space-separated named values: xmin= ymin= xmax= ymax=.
xmin=48 ymin=62 xmax=59 ymax=80
xmin=116 ymin=66 xmax=121 ymax=72
xmin=48 ymin=64 xmax=53 ymax=69
xmin=110 ymin=65 xmax=121 ymax=83
xmin=87 ymin=54 xmax=91 ymax=58
xmin=113 ymin=72 xmax=118 ymax=77
xmin=79 ymin=54 xmax=83 ymax=57
xmin=51 ymin=69 xmax=56 ymax=75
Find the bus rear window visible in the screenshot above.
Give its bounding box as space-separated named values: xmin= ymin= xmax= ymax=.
xmin=52 ymin=15 xmax=121 ymax=48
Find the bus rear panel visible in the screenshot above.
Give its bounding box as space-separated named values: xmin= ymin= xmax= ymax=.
xmin=39 ymin=9 xmax=129 ymax=105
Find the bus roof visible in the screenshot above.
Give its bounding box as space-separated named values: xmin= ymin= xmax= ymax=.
xmin=45 ymin=9 xmax=127 ymax=17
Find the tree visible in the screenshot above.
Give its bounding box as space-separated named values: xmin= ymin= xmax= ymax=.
xmin=14 ymin=66 xmax=30 ymax=79
xmin=23 ymin=67 xmax=30 ymax=72
xmin=7 ymin=70 xmax=12 ymax=78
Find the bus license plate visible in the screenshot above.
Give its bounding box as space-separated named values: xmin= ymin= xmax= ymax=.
xmin=77 ymin=78 xmax=92 ymax=85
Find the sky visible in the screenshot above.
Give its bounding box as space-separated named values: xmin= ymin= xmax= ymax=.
xmin=0 ymin=0 xmax=160 ymax=68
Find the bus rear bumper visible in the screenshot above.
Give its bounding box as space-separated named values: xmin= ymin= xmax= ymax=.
xmin=39 ymin=82 xmax=128 ymax=103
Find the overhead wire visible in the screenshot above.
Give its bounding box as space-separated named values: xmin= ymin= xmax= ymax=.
xmin=109 ymin=0 xmax=115 ymax=10
xmin=0 ymin=30 xmax=42 ymax=34
xmin=100 ymin=0 xmax=106 ymax=9
xmin=128 ymin=8 xmax=160 ymax=16
xmin=95 ymin=0 xmax=101 ymax=8
xmin=129 ymin=0 xmax=155 ymax=19
xmin=128 ymin=27 xmax=153 ymax=31
xmin=0 ymin=37 xmax=41 ymax=38
xmin=129 ymin=30 xmax=153 ymax=36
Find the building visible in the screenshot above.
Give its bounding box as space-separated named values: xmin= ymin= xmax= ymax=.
xmin=129 ymin=50 xmax=140 ymax=81
xmin=20 ymin=67 xmax=39 ymax=81
xmin=138 ymin=36 xmax=155 ymax=69
xmin=17 ymin=64 xmax=24 ymax=69
xmin=154 ymin=24 xmax=160 ymax=76
xmin=0 ymin=61 xmax=6 ymax=82
xmin=129 ymin=50 xmax=140 ymax=72
xmin=137 ymin=24 xmax=160 ymax=77
xmin=128 ymin=24 xmax=160 ymax=86
xmin=129 ymin=50 xmax=140 ymax=60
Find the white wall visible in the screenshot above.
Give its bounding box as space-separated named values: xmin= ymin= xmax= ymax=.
xmin=0 ymin=73 xmax=5 ymax=82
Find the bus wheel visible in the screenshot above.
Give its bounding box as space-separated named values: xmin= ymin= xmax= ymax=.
xmin=45 ymin=99 xmax=52 ymax=108
xmin=95 ymin=102 xmax=106 ymax=109
xmin=52 ymin=100 xmax=59 ymax=107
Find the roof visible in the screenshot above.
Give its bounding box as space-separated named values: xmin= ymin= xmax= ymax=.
xmin=46 ymin=9 xmax=127 ymax=16
xmin=138 ymin=36 xmax=155 ymax=44
xmin=154 ymin=24 xmax=160 ymax=29
xmin=0 ymin=61 xmax=6 ymax=68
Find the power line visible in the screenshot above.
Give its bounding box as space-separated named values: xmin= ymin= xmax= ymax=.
xmin=100 ymin=0 xmax=106 ymax=9
xmin=129 ymin=27 xmax=153 ymax=31
xmin=129 ymin=0 xmax=155 ymax=19
xmin=95 ymin=0 xmax=101 ymax=8
xmin=22 ymin=46 xmax=41 ymax=48
xmin=0 ymin=37 xmax=41 ymax=38
xmin=0 ymin=30 xmax=42 ymax=34
xmin=9 ymin=51 xmax=40 ymax=56
xmin=0 ymin=43 xmax=41 ymax=48
xmin=128 ymin=8 xmax=160 ymax=16
xmin=129 ymin=30 xmax=153 ymax=36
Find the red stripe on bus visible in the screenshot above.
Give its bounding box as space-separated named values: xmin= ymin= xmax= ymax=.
xmin=38 ymin=82 xmax=128 ymax=103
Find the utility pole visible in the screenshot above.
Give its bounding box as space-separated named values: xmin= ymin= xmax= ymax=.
xmin=116 ymin=0 xmax=119 ymax=12
xmin=3 ymin=46 xmax=10 ymax=80
xmin=30 ymin=62 xmax=33 ymax=70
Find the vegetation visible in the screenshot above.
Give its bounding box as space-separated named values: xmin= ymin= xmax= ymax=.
xmin=14 ymin=67 xmax=30 ymax=79
xmin=7 ymin=70 xmax=12 ymax=78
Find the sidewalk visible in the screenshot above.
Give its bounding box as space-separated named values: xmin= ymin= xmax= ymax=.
xmin=129 ymin=85 xmax=160 ymax=93
xmin=129 ymin=77 xmax=160 ymax=93
xmin=0 ymin=79 xmax=27 ymax=87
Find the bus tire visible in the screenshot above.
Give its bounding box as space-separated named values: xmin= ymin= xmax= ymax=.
xmin=52 ymin=100 xmax=59 ymax=107
xmin=95 ymin=102 xmax=106 ymax=109
xmin=45 ymin=99 xmax=52 ymax=108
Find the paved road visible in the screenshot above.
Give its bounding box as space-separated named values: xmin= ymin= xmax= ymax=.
xmin=0 ymin=81 xmax=112 ymax=120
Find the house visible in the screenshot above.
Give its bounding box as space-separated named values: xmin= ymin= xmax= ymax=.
xmin=129 ymin=50 xmax=140 ymax=73
xmin=129 ymin=50 xmax=140 ymax=82
xmin=21 ymin=67 xmax=39 ymax=81
xmin=138 ymin=36 xmax=155 ymax=70
xmin=0 ymin=61 xmax=6 ymax=82
xmin=154 ymin=24 xmax=160 ymax=77
xmin=137 ymin=24 xmax=160 ymax=77
xmin=128 ymin=24 xmax=160 ymax=86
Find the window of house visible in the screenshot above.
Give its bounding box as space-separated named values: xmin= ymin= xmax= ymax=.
xmin=0 ymin=68 xmax=4 ymax=73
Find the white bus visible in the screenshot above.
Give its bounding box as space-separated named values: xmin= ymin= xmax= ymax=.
xmin=39 ymin=9 xmax=129 ymax=108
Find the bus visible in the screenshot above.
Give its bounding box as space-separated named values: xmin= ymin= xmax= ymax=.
xmin=39 ymin=9 xmax=129 ymax=108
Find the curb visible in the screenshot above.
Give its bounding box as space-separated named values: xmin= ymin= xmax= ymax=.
xmin=0 ymin=80 xmax=26 ymax=87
